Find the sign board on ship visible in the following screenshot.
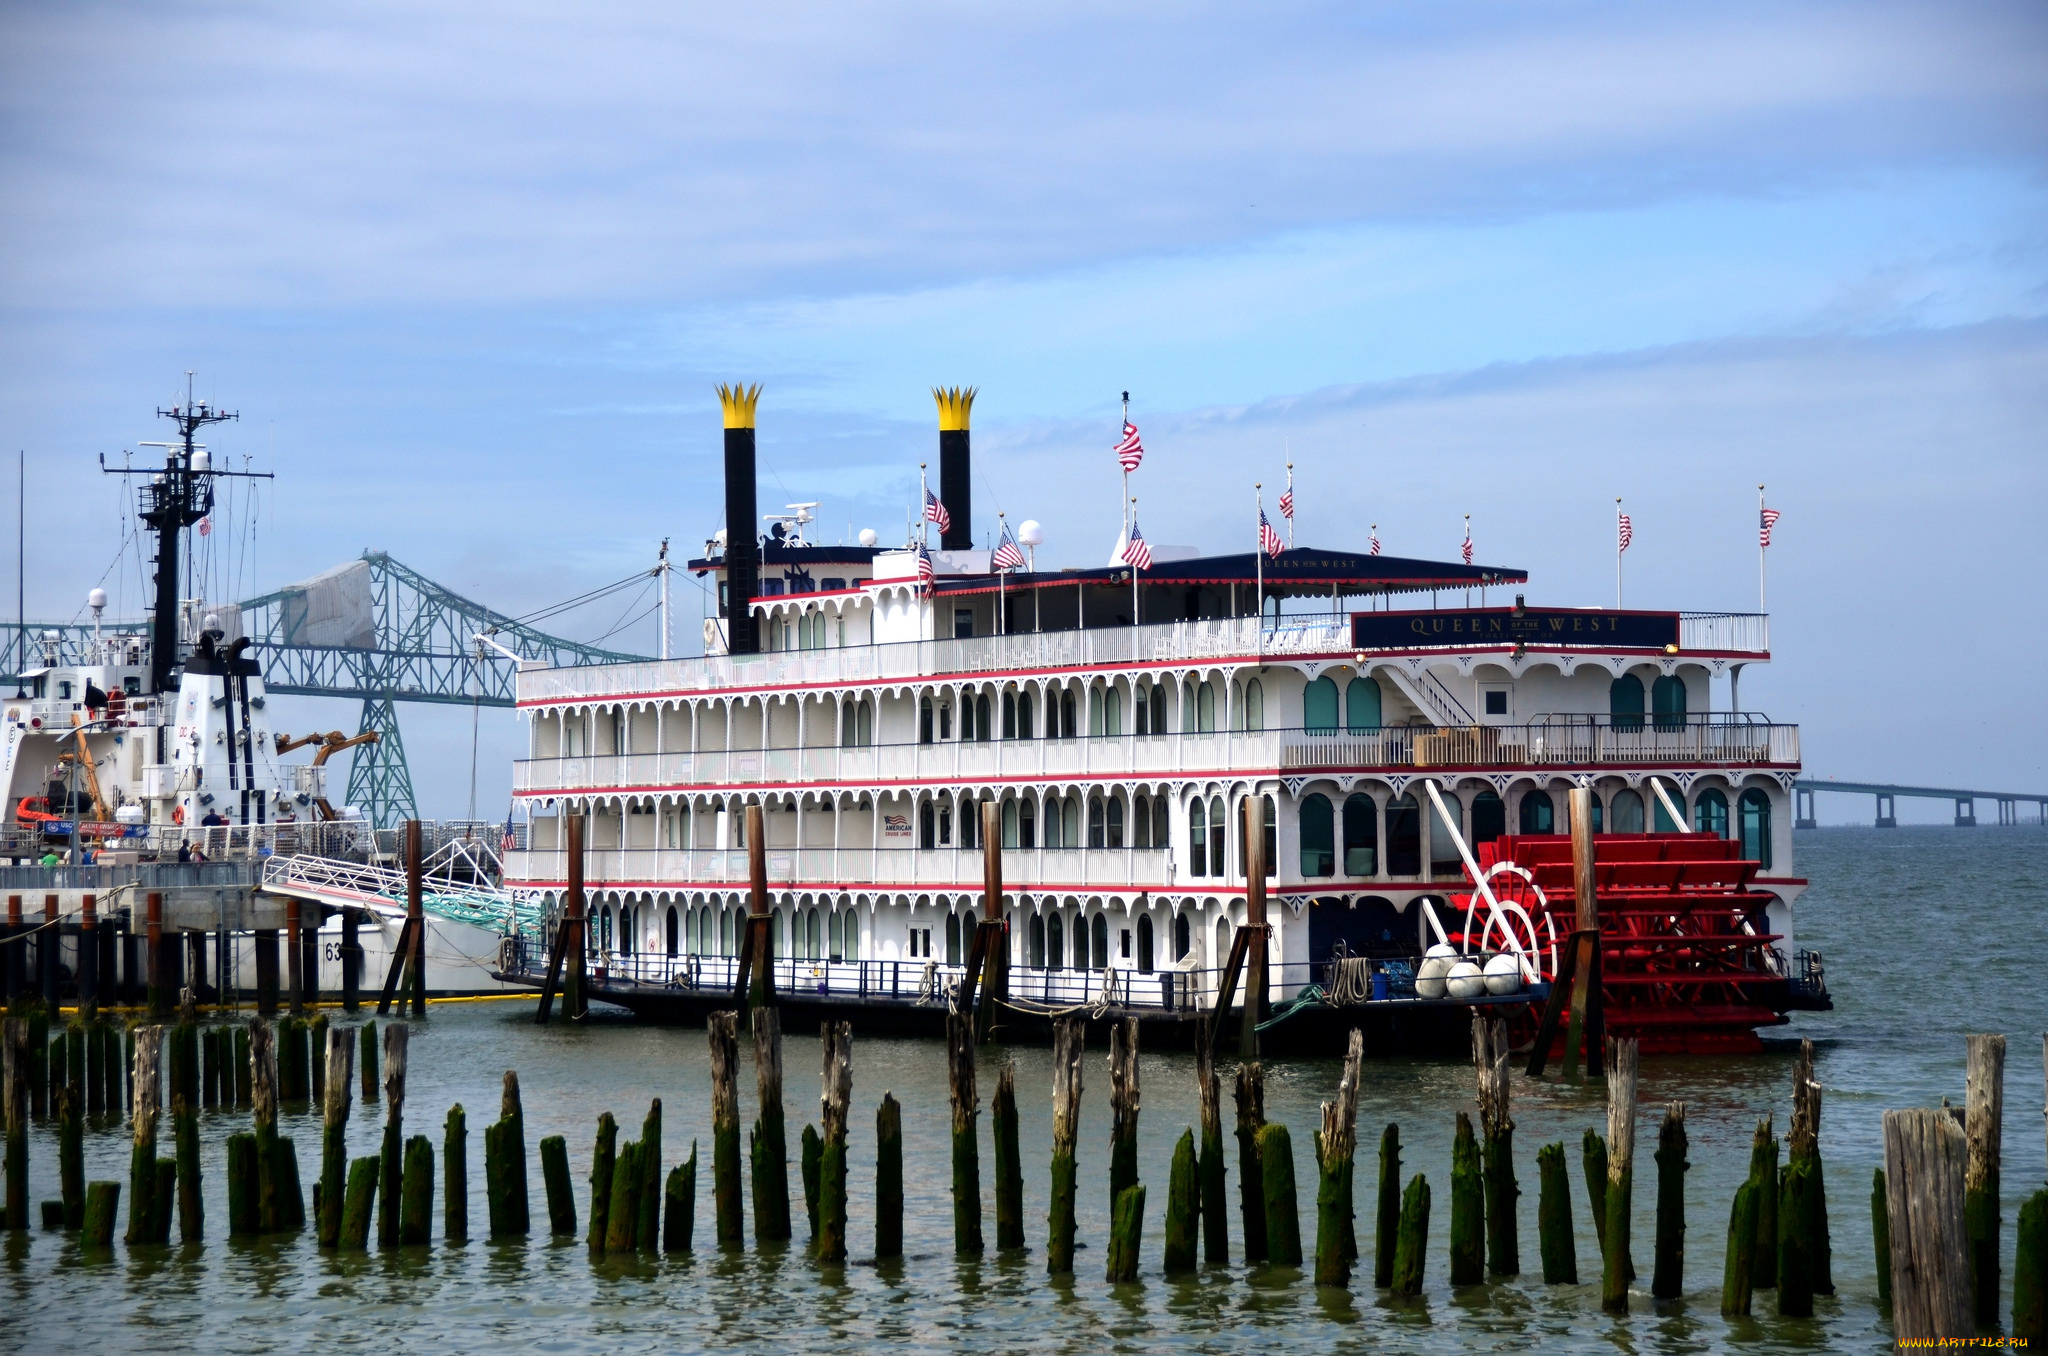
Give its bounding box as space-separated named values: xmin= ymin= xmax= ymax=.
xmin=1351 ymin=607 xmax=1680 ymax=651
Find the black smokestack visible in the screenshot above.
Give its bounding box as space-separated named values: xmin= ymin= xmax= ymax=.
xmin=935 ymin=386 xmax=975 ymax=552
xmin=718 ymin=383 xmax=761 ymax=655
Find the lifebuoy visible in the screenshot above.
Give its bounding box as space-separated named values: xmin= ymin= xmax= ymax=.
xmin=172 ymin=804 xmax=185 ymax=825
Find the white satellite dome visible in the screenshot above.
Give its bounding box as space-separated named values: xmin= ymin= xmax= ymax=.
xmin=1017 ymin=520 xmax=1043 ymax=546
xmin=88 ymin=588 xmax=107 ymax=611
xmin=858 ymin=528 xmax=879 ymax=547
xmin=190 ymin=447 xmax=211 ymax=473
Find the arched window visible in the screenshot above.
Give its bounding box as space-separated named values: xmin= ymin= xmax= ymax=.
xmin=1189 ymin=800 xmax=1208 ymax=876
xmin=842 ymin=909 xmax=860 ymax=960
xmin=1137 ymin=914 xmax=1155 ymax=973
xmin=1386 ymin=794 xmax=1422 ymax=876
xmin=1520 ymin=790 xmax=1556 ymax=835
xmin=721 ymin=906 xmax=736 ymax=957
xmin=1346 ymin=676 xmax=1383 ymax=732
xmin=1029 ymin=913 xmax=1046 ymax=968
xmin=1106 ymin=797 xmax=1124 ymax=849
xmin=1090 ymin=913 xmax=1110 ymax=970
xmin=773 ymin=907 xmax=787 ymax=956
xmin=1209 ymin=796 xmax=1228 ymax=878
xmin=1610 ymin=675 xmax=1645 ymax=732
xmin=945 ymin=911 xmax=962 ymax=966
xmin=1610 ymin=789 xmax=1645 ymax=834
xmin=1060 ymin=690 xmax=1077 ymax=739
xmin=976 ymin=694 xmax=993 ymax=742
xmin=1652 ymin=783 xmax=1683 ymax=833
xmin=1342 ymin=793 xmax=1377 ymax=875
xmin=1471 ymin=789 xmax=1506 ymax=846
xmin=1152 ymin=796 xmax=1169 ymax=849
xmin=1173 ymin=912 xmax=1191 ymax=962
xmin=1017 ymin=691 xmax=1034 ymax=739
xmin=1651 ymin=676 xmax=1687 ymax=732
xmin=1197 ymin=682 xmax=1216 ymax=733
xmin=1001 ymin=692 xmax=1016 ymax=739
xmin=1088 ymin=795 xmax=1106 ymax=849
xmin=1428 ymin=793 xmax=1464 ymax=874
xmin=1300 ymin=793 xmax=1335 ymax=877
xmin=1104 ymin=687 xmax=1122 ymax=737
xmin=1304 ymin=676 xmax=1339 ymax=732
xmin=919 ymin=695 xmax=935 ymax=744
xmin=856 ymin=701 xmax=873 ymax=746
xmin=1002 ymin=798 xmax=1019 ymax=848
xmin=1150 ymin=684 xmax=1169 ymax=735
xmin=1042 ymin=796 xmax=1062 ymax=850
xmin=1046 ymin=913 xmax=1064 ymax=970
xmin=1244 ymin=679 xmax=1265 ymax=733
xmin=1694 ymin=788 xmax=1730 ymax=838
xmin=918 ymin=799 xmax=936 ymax=849
xmin=1133 ymin=794 xmax=1152 ymax=848
xmin=1739 ymin=789 xmax=1773 ymax=868
xmin=1133 ymin=684 xmax=1149 ymax=734
xmin=1182 ymin=680 xmax=1198 ymax=733
xmin=841 ymin=703 xmax=858 ymax=748
xmin=1019 ymin=798 xmax=1037 ymax=848
xmin=666 ymin=905 xmax=679 ymax=956
xmin=1064 ymin=796 xmax=1081 ymax=847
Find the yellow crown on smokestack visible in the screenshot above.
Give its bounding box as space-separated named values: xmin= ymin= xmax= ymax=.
xmin=933 ymin=386 xmax=976 ymax=432
xmin=716 ymin=383 xmax=762 ymax=429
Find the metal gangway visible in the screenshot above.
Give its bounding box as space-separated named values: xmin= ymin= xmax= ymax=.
xmin=260 ymin=848 xmax=542 ymax=939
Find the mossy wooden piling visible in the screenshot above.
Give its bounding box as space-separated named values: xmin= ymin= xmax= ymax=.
xmin=58 ymin=1084 xmax=83 ymax=1229
xmin=1047 ymin=1017 xmax=1083 ymax=1275
xmin=1474 ymin=1014 xmax=1518 ymax=1277
xmin=707 ymin=1011 xmax=743 ymax=1246
xmin=1106 ymin=1184 xmax=1146 ymax=1283
xmin=1965 ymin=1033 xmax=2004 ymax=1328
xmin=1746 ymin=1115 xmax=1778 ymax=1291
xmin=1312 ymin=1028 xmax=1362 ymax=1287
xmin=359 ymin=1019 xmax=378 ymax=1103
xmin=1600 ymin=1037 xmax=1639 ymax=1314
xmin=151 ymin=1158 xmax=176 ymax=1240
xmin=227 ymin=1133 xmax=258 ymax=1236
xmin=604 ymin=1141 xmax=643 ymax=1253
xmin=378 ymin=1022 xmax=408 ymax=1247
xmin=1392 ymin=1173 xmax=1431 ymax=1296
xmin=1582 ymin=1127 xmax=1608 ymax=1270
xmin=800 ymin=1123 xmax=822 ymax=1240
xmin=1235 ymin=1061 xmax=1268 ymax=1264
xmin=1258 ymin=1122 xmax=1302 ymax=1267
xmin=946 ymin=1012 xmax=982 ymax=1255
xmin=1164 ymin=1128 xmax=1199 ymax=1275
xmin=1196 ymin=1040 xmax=1228 ymax=1265
xmin=993 ymin=1064 xmax=1023 ymax=1251
xmin=340 ymin=1156 xmax=378 ymax=1249
xmin=587 ymin=1111 xmax=617 ymax=1247
xmin=876 ymin=1094 xmax=902 ymax=1260
xmin=1374 ymin=1123 xmax=1402 ymax=1286
xmin=1720 ymin=1178 xmax=1759 ymax=1315
xmin=1652 ymin=1102 xmax=1687 ymax=1300
xmin=541 ymin=1134 xmax=576 ymax=1237
xmin=174 ymin=1093 xmax=201 ymax=1242
xmin=444 ymin=1104 xmax=468 ymax=1245
xmin=123 ymin=1024 xmax=161 ymax=1245
xmin=1536 ymin=1141 xmax=1577 ymax=1283
xmin=1883 ymin=1105 xmax=1973 ymax=1343
xmin=1108 ymin=1017 xmax=1140 ymax=1212
xmin=637 ymin=1098 xmax=662 ymax=1250
xmin=664 ymin=1143 xmax=697 ymax=1254
xmin=400 ymin=1134 xmax=433 ymax=1245
xmin=318 ymin=1026 xmax=354 ymax=1247
xmin=81 ymin=1180 xmax=119 ymax=1246
xmin=1779 ymin=1043 xmax=1826 ymax=1317
xmin=1449 ymin=1112 xmax=1485 ymax=1286
xmin=816 ymin=1019 xmax=851 ymax=1263
xmin=484 ymin=1071 xmax=529 ymax=1238
xmin=749 ymin=1008 xmax=789 ymax=1244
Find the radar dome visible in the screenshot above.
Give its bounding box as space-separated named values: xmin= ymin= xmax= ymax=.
xmin=858 ymin=528 xmax=879 ymax=547
xmin=1017 ymin=520 xmax=1043 ymax=546
xmin=88 ymin=588 xmax=107 ymax=611
xmin=190 ymin=448 xmax=211 ymax=473
xmin=712 ymin=528 xmax=728 ymax=547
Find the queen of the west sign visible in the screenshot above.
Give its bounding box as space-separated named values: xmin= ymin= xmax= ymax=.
xmin=1351 ymin=607 xmax=1680 ymax=650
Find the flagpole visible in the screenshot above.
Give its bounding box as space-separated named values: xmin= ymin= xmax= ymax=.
xmin=1616 ymin=497 xmax=1623 ymax=609
xmin=997 ymin=511 xmax=1007 ymax=636
xmin=1255 ymin=483 xmax=1265 ymax=662
xmin=1285 ymin=461 xmax=1295 ymax=550
xmin=1757 ymin=483 xmax=1766 ymax=613
xmin=1120 ymin=392 xmax=1132 ymax=548
xmin=919 ymin=462 xmax=930 ymax=550
xmin=1128 ymin=496 xmax=1139 ymax=630
xmin=1463 ymin=513 xmax=1471 ymax=607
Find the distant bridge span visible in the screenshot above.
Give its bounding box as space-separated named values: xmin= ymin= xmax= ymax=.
xmin=1794 ymin=778 xmax=2048 ymax=828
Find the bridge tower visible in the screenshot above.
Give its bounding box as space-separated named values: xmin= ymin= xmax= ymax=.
xmin=344 ymin=696 xmax=418 ymax=826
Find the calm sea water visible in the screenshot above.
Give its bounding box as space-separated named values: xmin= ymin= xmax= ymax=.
xmin=3 ymin=825 xmax=2043 ymax=1354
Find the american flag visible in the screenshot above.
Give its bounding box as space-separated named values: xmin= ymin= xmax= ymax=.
xmin=1121 ymin=516 xmax=1153 ymax=571
xmin=197 ymin=516 xmax=212 ymax=537
xmin=992 ymin=521 xmax=1025 ymax=571
xmin=1760 ymin=506 xmax=1781 ymax=548
xmin=916 ymin=543 xmax=935 ymax=588
xmin=1114 ymin=421 xmax=1144 ymax=473
xmin=1461 ymin=526 xmax=1473 ymax=565
xmin=1618 ymin=513 xmax=1633 ymax=553
xmin=1369 ymin=526 xmax=1380 ymax=556
xmin=1259 ymin=509 xmax=1284 ymax=557
xmin=1278 ymin=486 xmax=1293 ymax=520
xmin=923 ymin=488 xmax=951 ymax=534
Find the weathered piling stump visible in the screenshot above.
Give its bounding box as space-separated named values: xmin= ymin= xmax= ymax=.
xmin=587 ymin=1110 xmax=617 ymax=1248
xmin=400 ymin=1134 xmax=433 ymax=1245
xmin=1652 ymin=1102 xmax=1687 ymax=1301
xmin=1164 ymin=1128 xmax=1199 ymax=1275
xmin=175 ymin=1092 xmax=202 ymax=1242
xmin=1047 ymin=1017 xmax=1084 ymax=1275
xmin=378 ymin=1022 xmax=408 ymax=1247
xmin=1965 ymin=1033 xmax=2005 ymax=1328
xmin=750 ymin=1009 xmax=791 ymax=1245
xmin=541 ymin=1134 xmax=577 ymax=1237
xmin=318 ymin=1026 xmax=354 ymax=1247
xmin=876 ymin=1094 xmax=903 ymax=1261
xmin=1196 ymin=1041 xmax=1228 ymax=1265
xmin=1582 ymin=1127 xmax=1608 ymax=1271
xmin=1235 ymin=1062 xmax=1268 ymax=1264
xmin=1871 ymin=1167 xmax=1891 ymax=1314
xmin=1600 ymin=1037 xmax=1639 ymax=1314
xmin=1258 ymin=1122 xmax=1303 ymax=1267
xmin=993 ymin=1064 xmax=1024 ymax=1251
xmin=151 ymin=1157 xmax=176 ymax=1241
xmin=359 ymin=1019 xmax=378 ymax=1103
xmin=1720 ymin=1176 xmax=1759 ymax=1316
xmin=1106 ymin=1184 xmax=1146 ymax=1283
xmin=1374 ymin=1123 xmax=1402 ymax=1287
xmin=1779 ymin=1048 xmax=1824 ymax=1317
xmin=58 ymin=1084 xmax=83 ymax=1229
xmin=227 ymin=1133 xmax=258 ymax=1236
xmin=947 ymin=1012 xmax=982 ymax=1255
xmin=1108 ymin=1017 xmax=1141 ymax=1214
xmin=1536 ymin=1141 xmax=1577 ymax=1284
xmin=340 ymin=1156 xmax=378 ymax=1249
xmin=81 ymin=1180 xmax=120 ymax=1247
xmin=1311 ymin=1030 xmax=1364 ymax=1288
xmin=799 ymin=1123 xmax=822 ymax=1240
xmin=1449 ymin=1112 xmax=1485 ymax=1286
xmin=604 ymin=1140 xmax=642 ymax=1253
xmin=1884 ymin=1105 xmax=1973 ymax=1342
xmin=1392 ymin=1173 xmax=1431 ymax=1296
xmin=663 ymin=1142 xmax=697 ymax=1255
xmin=445 ymin=1104 xmax=468 ymax=1245
xmin=123 ymin=1024 xmax=161 ymax=1245
xmin=707 ymin=1012 xmax=743 ymax=1246
xmin=484 ymin=1071 xmax=530 ymax=1238
xmin=1747 ymin=1115 xmax=1778 ymax=1291
xmin=637 ymin=1099 xmax=663 ymax=1251
xmin=816 ymin=1020 xmax=851 ymax=1263
xmin=1474 ymin=1014 xmax=1518 ymax=1277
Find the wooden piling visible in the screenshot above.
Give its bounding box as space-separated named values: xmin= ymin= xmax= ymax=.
xmin=817 ymin=1019 xmax=851 ymax=1263
xmin=199 ymin=1025 xmax=218 ymax=1110
xmin=637 ymin=1099 xmax=662 ymax=1251
xmin=586 ymin=1111 xmax=616 ymax=1248
xmin=1391 ymin=1173 xmax=1431 ymax=1297
xmin=1312 ymin=1030 xmax=1362 ymax=1287
xmin=1374 ymin=1124 xmax=1402 ymax=1287
xmin=1449 ymin=1112 xmax=1485 ymax=1286
xmin=250 ymin=1020 xmax=286 ymax=1233
xmin=541 ymin=1134 xmax=577 ymax=1237
xmin=1600 ymin=1037 xmax=1638 ymax=1314
xmin=1474 ymin=1014 xmax=1518 ymax=1276
xmin=1561 ymin=788 xmax=1600 ymax=1082
xmin=750 ymin=1007 xmax=790 ymax=1244
xmin=4 ymin=1018 xmax=28 ymax=1231
xmin=1720 ymin=1178 xmax=1759 ymax=1315
xmin=1047 ymin=1016 xmax=1083 ymax=1275
xmin=27 ymin=1008 xmax=47 ymax=1120
xmin=1651 ymin=1102 xmax=1687 ymax=1300
xmin=378 ymin=1022 xmax=408 ymax=1247
xmin=707 ymin=1011 xmax=743 ymax=1246
xmin=1747 ymin=1116 xmax=1778 ymax=1290
xmin=58 ymin=1084 xmax=83 ymax=1229
xmin=81 ymin=1180 xmax=119 ymax=1247
xmin=947 ymin=1012 xmax=982 ymax=1255
xmin=151 ymin=1157 xmax=176 ymax=1241
xmin=1965 ymin=1033 xmax=2005 ymax=1328
xmin=174 ymin=1092 xmax=201 ymax=1242
xmin=340 ymin=1156 xmax=378 ymax=1249
xmin=1258 ymin=1122 xmax=1303 ymax=1267
xmin=1164 ymin=1128 xmax=1199 ymax=1275
xmin=876 ymin=1094 xmax=902 ymax=1261
xmin=1235 ymin=1061 xmax=1268 ymax=1264
xmin=1536 ymin=1141 xmax=1577 ymax=1283
xmin=227 ymin=1133 xmax=258 ymax=1236
xmin=124 ymin=1024 xmax=161 ymax=1244
xmin=800 ymin=1123 xmax=821 ymax=1240
xmin=400 ymin=1134 xmax=433 ymax=1245
xmin=1884 ymin=1106 xmax=1973 ymax=1342
xmin=1779 ymin=1047 xmax=1824 ymax=1317
xmin=318 ymin=1025 xmax=354 ymax=1247
xmin=308 ymin=1013 xmax=328 ymax=1105
xmin=1196 ymin=1039 xmax=1228 ymax=1265
xmin=992 ymin=1064 xmax=1024 ymax=1251
xmin=1109 ymin=1016 xmax=1140 ymax=1213
xmin=604 ymin=1141 xmax=642 ymax=1254
xmin=1106 ymin=1185 xmax=1146 ymax=1283
xmin=403 ymin=820 xmax=427 ymax=1018
xmin=360 ymin=1019 xmax=378 ymax=1103
xmin=484 ymin=1071 xmax=529 ymax=1238
xmin=1870 ymin=1167 xmax=1892 ymax=1313
xmin=445 ymin=1104 xmax=468 ymax=1245
xmin=663 ymin=1143 xmax=697 ymax=1254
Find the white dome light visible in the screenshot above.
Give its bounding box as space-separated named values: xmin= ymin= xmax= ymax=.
xmin=1017 ymin=520 xmax=1043 ymax=546
xmin=858 ymin=528 xmax=879 ymax=547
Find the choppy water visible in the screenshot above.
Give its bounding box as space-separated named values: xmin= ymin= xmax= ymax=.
xmin=3 ymin=825 xmax=2044 ymax=1354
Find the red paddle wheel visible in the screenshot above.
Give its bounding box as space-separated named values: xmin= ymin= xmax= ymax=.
xmin=1460 ymin=832 xmax=1810 ymax=1055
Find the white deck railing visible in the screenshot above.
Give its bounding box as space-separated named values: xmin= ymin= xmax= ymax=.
xmin=503 ymin=845 xmax=1175 ymax=890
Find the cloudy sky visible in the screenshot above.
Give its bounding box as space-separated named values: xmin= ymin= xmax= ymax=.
xmin=2 ymin=1 xmax=2043 ymax=819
